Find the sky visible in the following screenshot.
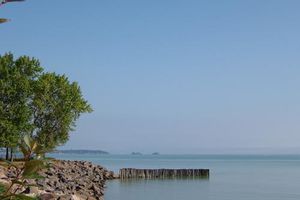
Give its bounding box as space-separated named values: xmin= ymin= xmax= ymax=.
xmin=1 ymin=0 xmax=300 ymax=154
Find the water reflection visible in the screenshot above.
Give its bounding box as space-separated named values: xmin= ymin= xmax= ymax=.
xmin=105 ymin=178 xmax=210 ymax=200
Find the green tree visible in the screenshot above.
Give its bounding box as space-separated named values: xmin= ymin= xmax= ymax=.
xmin=30 ymin=73 xmax=92 ymax=151
xmin=0 ymin=53 xmax=92 ymax=158
xmin=0 ymin=53 xmax=42 ymax=160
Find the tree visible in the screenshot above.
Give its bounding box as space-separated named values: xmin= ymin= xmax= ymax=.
xmin=0 ymin=53 xmax=42 ymax=160
xmin=0 ymin=53 xmax=92 ymax=158
xmin=31 ymin=73 xmax=92 ymax=151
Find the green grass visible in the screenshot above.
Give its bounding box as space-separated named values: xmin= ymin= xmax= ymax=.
xmin=0 ymin=184 xmax=6 ymax=195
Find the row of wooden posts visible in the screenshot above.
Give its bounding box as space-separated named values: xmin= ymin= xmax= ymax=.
xmin=119 ymin=168 xmax=209 ymax=179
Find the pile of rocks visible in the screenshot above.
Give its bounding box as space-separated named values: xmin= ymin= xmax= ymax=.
xmin=1 ymin=160 xmax=117 ymax=200
xmin=0 ymin=165 xmax=8 ymax=186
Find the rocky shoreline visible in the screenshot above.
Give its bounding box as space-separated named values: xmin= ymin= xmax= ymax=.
xmin=0 ymin=160 xmax=117 ymax=200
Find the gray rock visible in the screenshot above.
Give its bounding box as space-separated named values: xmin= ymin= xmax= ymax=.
xmin=40 ymin=193 xmax=56 ymax=200
xmin=1 ymin=160 xmax=115 ymax=199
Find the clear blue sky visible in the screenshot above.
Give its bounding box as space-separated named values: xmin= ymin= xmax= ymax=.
xmin=1 ymin=0 xmax=300 ymax=154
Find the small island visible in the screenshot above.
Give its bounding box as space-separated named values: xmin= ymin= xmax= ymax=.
xmin=131 ymin=152 xmax=143 ymax=155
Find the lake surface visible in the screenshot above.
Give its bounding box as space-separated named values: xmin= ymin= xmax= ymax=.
xmin=50 ymin=154 xmax=300 ymax=200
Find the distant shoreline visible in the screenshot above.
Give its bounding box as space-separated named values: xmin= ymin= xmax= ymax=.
xmin=52 ymin=149 xmax=109 ymax=155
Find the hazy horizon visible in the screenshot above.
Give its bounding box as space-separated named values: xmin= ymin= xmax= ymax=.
xmin=57 ymin=147 xmax=300 ymax=155
xmin=2 ymin=1 xmax=300 ymax=154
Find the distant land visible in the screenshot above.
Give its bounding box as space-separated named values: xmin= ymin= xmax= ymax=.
xmin=54 ymin=150 xmax=109 ymax=155
xmin=152 ymin=152 xmax=160 ymax=155
xmin=131 ymin=152 xmax=143 ymax=155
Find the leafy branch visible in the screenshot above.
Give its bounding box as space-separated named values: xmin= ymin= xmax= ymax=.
xmin=0 ymin=135 xmax=49 ymax=200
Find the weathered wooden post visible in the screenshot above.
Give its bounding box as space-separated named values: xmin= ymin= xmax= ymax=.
xmin=119 ymin=168 xmax=209 ymax=179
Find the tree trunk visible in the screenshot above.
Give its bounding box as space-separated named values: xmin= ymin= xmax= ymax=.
xmin=10 ymin=148 xmax=13 ymax=162
xmin=5 ymin=147 xmax=9 ymax=160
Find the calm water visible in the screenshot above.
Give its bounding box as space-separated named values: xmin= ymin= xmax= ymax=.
xmin=51 ymin=154 xmax=300 ymax=200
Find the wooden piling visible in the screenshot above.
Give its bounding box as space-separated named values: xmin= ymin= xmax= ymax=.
xmin=119 ymin=168 xmax=209 ymax=179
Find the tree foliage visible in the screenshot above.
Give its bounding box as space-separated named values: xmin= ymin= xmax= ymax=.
xmin=0 ymin=53 xmax=92 ymax=155
xmin=0 ymin=53 xmax=42 ymax=152
xmin=31 ymin=73 xmax=92 ymax=151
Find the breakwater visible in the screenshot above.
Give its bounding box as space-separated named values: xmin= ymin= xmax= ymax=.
xmin=1 ymin=160 xmax=115 ymax=199
xmin=119 ymin=168 xmax=209 ymax=179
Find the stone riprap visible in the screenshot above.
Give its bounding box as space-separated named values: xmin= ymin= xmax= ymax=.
xmin=1 ymin=160 xmax=116 ymax=200
xmin=119 ymin=168 xmax=209 ymax=179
